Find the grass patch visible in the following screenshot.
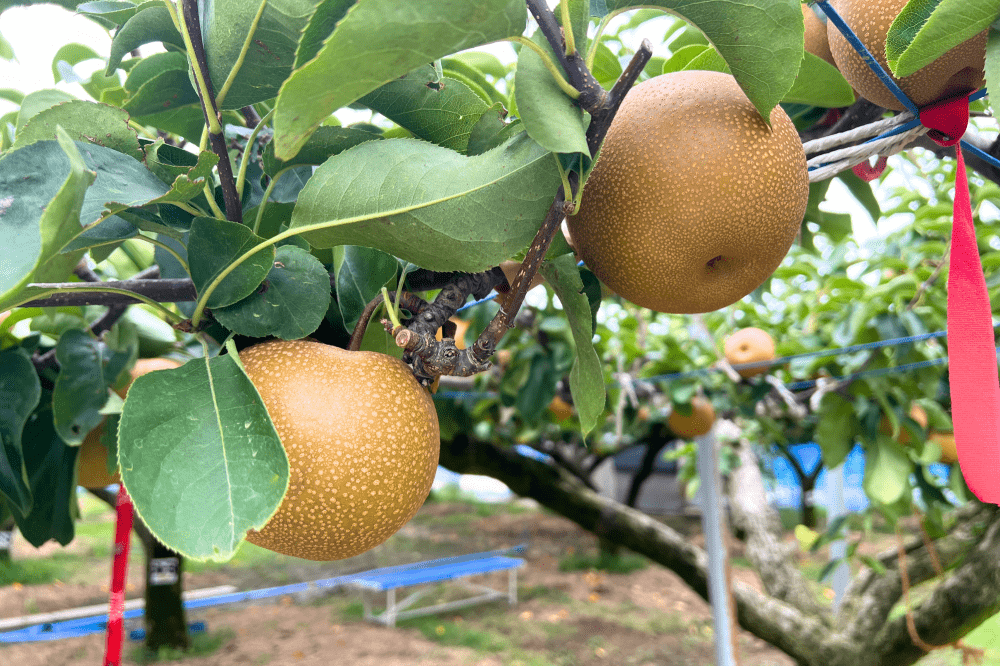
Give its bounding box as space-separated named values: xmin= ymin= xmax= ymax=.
xmin=558 ymin=550 xmax=648 ymax=574
xmin=0 ymin=549 xmax=94 ymax=585
xmin=520 ymin=584 xmax=571 ymax=604
xmin=128 ymin=627 xmax=235 ymax=664
xmin=401 ymin=614 xmax=512 ymax=652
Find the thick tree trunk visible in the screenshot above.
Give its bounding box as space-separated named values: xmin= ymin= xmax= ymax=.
xmin=438 ymin=432 xmax=1000 ymax=666
xmin=142 ymin=540 xmax=189 ymax=653
xmin=0 ymin=518 xmax=14 ymax=562
xmin=131 ymin=516 xmax=189 ymax=653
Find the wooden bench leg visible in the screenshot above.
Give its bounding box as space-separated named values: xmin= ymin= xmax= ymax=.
xmin=508 ymin=568 xmax=518 ymax=605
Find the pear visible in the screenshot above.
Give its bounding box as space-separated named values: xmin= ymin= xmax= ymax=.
xmin=567 ymin=71 xmax=808 ymax=314
xmin=826 ymin=0 xmax=986 ymax=111
xmin=239 ymin=340 xmax=440 ymax=561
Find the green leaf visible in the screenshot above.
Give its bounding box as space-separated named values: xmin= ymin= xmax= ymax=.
xmin=815 ymin=392 xmax=857 ymax=468
xmin=212 ymin=245 xmax=332 ymax=339
xmin=16 ymin=89 xmax=76 ymax=132
xmin=188 ymin=217 xmax=274 ymax=309
xmin=106 ymin=5 xmax=185 ymax=74
xmin=682 ymin=45 xmax=729 ymax=72
xmin=359 ymin=66 xmax=492 ymax=154
xmin=668 ymin=45 xmax=853 ymax=108
xmin=51 ymin=43 xmax=101 ymax=83
xmin=122 ymin=51 xmax=200 ymax=116
xmin=887 ymin=0 xmax=998 ymax=78
xmin=0 ymin=31 xmax=14 ymax=61
xmin=864 ymin=438 xmax=913 ymax=505
xmin=514 ymin=30 xmax=590 ymax=156
xmin=837 ymin=170 xmax=882 ymax=222
xmin=0 ymin=132 xmax=94 ymax=312
xmin=783 ymin=52 xmax=855 ymax=107
xmin=0 ymin=88 xmax=24 ymax=105
xmin=262 ymin=125 xmax=382 ymax=176
xmin=591 ymin=41 xmax=623 ymax=88
xmin=332 ymin=245 xmax=399 ymax=333
xmin=52 ymin=329 xmax=109 ymax=445
xmin=444 ymin=51 xmax=510 ymax=80
xmin=12 ymin=100 xmax=143 ymax=160
xmin=987 ymin=28 xmax=1000 ymax=119
xmin=9 ymin=392 xmax=79 ymax=547
xmin=287 ymin=133 xmax=562 ymax=272
xmin=441 ymin=57 xmax=509 ymax=108
xmin=295 ymin=0 xmax=356 ymax=68
xmin=77 ymin=0 xmax=160 ymax=26
xmin=272 ymin=0 xmax=526 ymax=160
xmin=0 ymin=347 xmax=41 ymax=515
xmin=604 ymin=0 xmax=804 ymax=120
xmin=516 ymin=353 xmax=559 ymax=421
xmin=539 ymin=254 xmax=605 ymax=435
xmin=466 ymin=107 xmax=520 ymax=157
xmin=130 ymin=105 xmax=210 ymax=145
xmin=118 ymin=354 xmax=288 ymax=561
xmin=143 ymin=139 xmax=220 ymax=204
xmin=54 ymin=139 xmax=174 ymax=253
xmin=662 ymin=44 xmax=713 ymax=74
xmin=202 ymin=0 xmax=320 ymax=110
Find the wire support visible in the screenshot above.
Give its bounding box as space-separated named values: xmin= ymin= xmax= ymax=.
xmin=807 ymin=124 xmax=928 ymax=182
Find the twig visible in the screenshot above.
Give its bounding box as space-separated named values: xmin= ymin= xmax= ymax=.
xmin=907 ymin=239 xmax=950 ymax=310
xmin=348 ymin=291 xmax=430 ymax=353
xmin=465 ymin=16 xmax=652 ymax=370
xmin=179 ymin=0 xmax=242 ymax=224
xmin=22 ymin=279 xmax=198 ymax=307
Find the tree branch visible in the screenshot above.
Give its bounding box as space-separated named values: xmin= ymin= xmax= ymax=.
xmin=438 ymin=432 xmax=828 ymax=665
xmin=23 ymin=279 xmax=198 ymax=307
xmin=727 ymin=433 xmax=830 ymax=619
xmin=869 ymin=505 xmax=1000 ymax=666
xmin=180 ymin=0 xmax=242 ymax=224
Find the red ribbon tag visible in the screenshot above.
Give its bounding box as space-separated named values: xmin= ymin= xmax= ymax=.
xmin=921 ymin=95 xmax=1000 ymax=504
xmin=853 ymin=155 xmax=888 ymax=182
xmin=104 ymin=486 xmax=134 ymax=666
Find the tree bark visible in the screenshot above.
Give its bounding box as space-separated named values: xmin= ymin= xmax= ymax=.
xmin=142 ymin=540 xmax=189 ymax=653
xmin=0 ymin=518 xmax=14 ymax=563
xmin=438 ymin=433 xmax=1000 ymax=666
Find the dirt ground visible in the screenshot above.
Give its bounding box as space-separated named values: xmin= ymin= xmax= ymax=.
xmin=0 ymin=499 xmax=800 ymax=666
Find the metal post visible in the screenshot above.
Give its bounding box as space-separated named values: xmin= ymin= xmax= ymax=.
xmin=386 ymin=589 xmax=397 ymax=627
xmin=695 ymin=427 xmax=739 ymax=666
xmin=827 ymin=463 xmax=851 ymax=611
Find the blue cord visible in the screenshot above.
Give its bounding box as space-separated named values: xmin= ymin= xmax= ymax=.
xmin=814 ymin=1 xmax=919 ymax=114
xmin=813 ymin=3 xmax=1000 ymax=173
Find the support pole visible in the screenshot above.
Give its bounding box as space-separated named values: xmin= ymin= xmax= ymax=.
xmin=827 ymin=463 xmax=851 ymax=611
xmin=695 ymin=428 xmax=739 ymax=666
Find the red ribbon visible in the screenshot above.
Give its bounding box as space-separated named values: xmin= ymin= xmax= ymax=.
xmin=919 ymin=95 xmax=1000 ymax=504
xmin=104 ymin=486 xmax=134 ymax=666
xmin=853 ymin=155 xmax=888 ymax=182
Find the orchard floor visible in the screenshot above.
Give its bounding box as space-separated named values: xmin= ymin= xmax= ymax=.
xmin=1 ymin=494 xmax=994 ymax=666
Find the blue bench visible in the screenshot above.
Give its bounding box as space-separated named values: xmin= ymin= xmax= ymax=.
xmin=0 ymin=547 xmax=526 ymax=641
xmin=345 ymin=549 xmax=526 ymax=627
